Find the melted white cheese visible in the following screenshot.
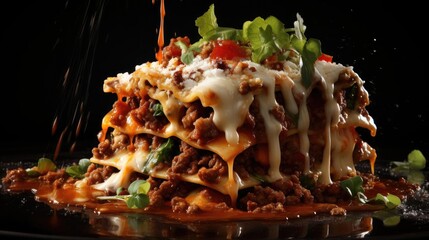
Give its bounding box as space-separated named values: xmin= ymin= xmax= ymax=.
xmin=95 ymin=56 xmax=377 ymax=200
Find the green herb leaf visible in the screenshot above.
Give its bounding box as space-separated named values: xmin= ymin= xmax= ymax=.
xmin=195 ymin=4 xmax=218 ymax=38
xmin=37 ymin=158 xmax=57 ymax=174
xmin=174 ymin=40 xmax=203 ymax=65
xmin=128 ymin=179 xmax=150 ymax=195
xmin=408 ymin=149 xmax=426 ymax=170
xmin=373 ymin=210 xmax=401 ymax=227
xmin=372 ymin=193 xmax=401 ymax=209
xmin=150 ymin=101 xmax=164 ymax=117
xmin=300 ymin=38 xmax=321 ymax=88
xmin=26 ymin=158 xmax=57 ymax=176
xmin=126 ymin=194 xmax=150 ymax=209
xmin=391 ymin=149 xmax=426 ymax=185
xmin=26 ymin=169 xmax=40 ymax=177
xmin=243 ymin=16 xmax=290 ymax=63
xmin=116 ymin=187 xmax=124 ymax=195
xmin=392 ymin=149 xmax=426 ymax=170
xmin=126 ymin=179 xmax=151 ymax=209
xmin=97 ymin=179 xmax=151 ymax=209
xmin=142 ymin=138 xmax=177 ymax=174
xmin=192 ymin=5 xmax=322 ymax=86
xmin=340 ymin=176 xmax=364 ymax=198
xmin=66 ymin=158 xmax=90 ymax=179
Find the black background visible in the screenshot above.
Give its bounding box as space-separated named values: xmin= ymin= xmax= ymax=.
xmin=1 ymin=0 xmax=427 ymax=162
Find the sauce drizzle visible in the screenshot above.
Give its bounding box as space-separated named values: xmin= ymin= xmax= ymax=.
xmin=155 ymin=0 xmax=165 ymax=62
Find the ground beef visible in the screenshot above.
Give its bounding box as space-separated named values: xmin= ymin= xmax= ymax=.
xmin=313 ymin=181 xmax=350 ymax=204
xmin=2 ymin=167 xmax=28 ymax=184
xmin=162 ymin=36 xmax=191 ymax=64
xmin=131 ymin=97 xmax=169 ymax=131
xmin=197 ymin=154 xmax=227 ymax=184
xmin=170 ymin=141 xmax=227 ymax=183
xmin=234 ymin=146 xmax=268 ymax=180
xmin=251 ymin=202 xmax=285 ymax=213
xmin=170 ymin=141 xmax=199 ymax=175
xmin=85 ymin=164 xmax=116 ymax=186
xmin=39 ymin=169 xmax=69 ymax=184
xmin=2 ymin=166 xmax=72 ymax=188
xmin=190 ymin=115 xmax=220 ymax=144
xmin=240 ymin=186 xmax=286 ymax=211
xmin=181 ymin=101 xmax=221 ymax=144
xmin=92 ymin=139 xmax=114 ymax=160
xmin=111 ymin=131 xmax=130 ymax=152
xmin=239 ymin=174 xmax=315 ymax=212
xmin=148 ymin=176 xmax=195 ymax=208
xmin=198 ymin=41 xmax=215 ymax=59
xmin=171 ymin=196 xmax=200 ymax=214
xmin=272 ymin=175 xmax=314 ymax=204
xmin=172 ymin=70 xmax=185 ymax=89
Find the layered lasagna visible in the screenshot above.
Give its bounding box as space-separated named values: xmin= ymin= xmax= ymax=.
xmin=84 ymin=5 xmax=377 ymax=213
xmin=4 ymin=4 xmax=396 ymax=216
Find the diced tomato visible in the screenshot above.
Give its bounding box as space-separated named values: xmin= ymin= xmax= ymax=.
xmin=210 ymin=40 xmax=248 ymax=61
xmin=318 ymin=53 xmax=333 ymax=62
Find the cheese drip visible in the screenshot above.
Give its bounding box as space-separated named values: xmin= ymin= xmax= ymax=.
xmin=249 ymin=62 xmax=283 ymax=182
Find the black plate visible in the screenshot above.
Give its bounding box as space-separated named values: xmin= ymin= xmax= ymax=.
xmin=1 ymin=152 xmax=429 ymax=240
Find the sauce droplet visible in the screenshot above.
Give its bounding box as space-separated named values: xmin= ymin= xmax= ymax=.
xmin=155 ymin=0 xmax=165 ymax=62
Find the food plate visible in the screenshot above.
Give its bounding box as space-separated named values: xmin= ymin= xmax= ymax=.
xmin=1 ymin=151 xmax=429 ymax=239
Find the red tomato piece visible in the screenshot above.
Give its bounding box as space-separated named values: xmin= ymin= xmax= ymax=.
xmin=318 ymin=53 xmax=333 ymax=62
xmin=210 ymin=40 xmax=248 ymax=61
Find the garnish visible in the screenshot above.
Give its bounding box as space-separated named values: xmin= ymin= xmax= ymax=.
xmin=371 ymin=193 xmax=401 ymax=209
xmin=26 ymin=158 xmax=57 ymax=177
xmin=97 ymin=179 xmax=151 ymax=209
xmin=392 ymin=149 xmax=426 ymax=170
xmin=340 ymin=176 xmax=366 ymax=203
xmin=242 ymin=15 xmax=290 ymax=63
xmin=373 ymin=210 xmax=401 ymax=227
xmin=182 ymin=4 xmax=322 ymax=87
xmin=150 ymin=101 xmax=164 ymax=117
xmin=391 ymin=149 xmax=426 ymax=185
xmin=317 ymin=53 xmax=333 ymax=63
xmin=340 ymin=176 xmax=402 ymax=208
xmin=141 ymin=138 xmax=177 ymax=174
xmin=65 ymin=158 xmax=90 ymax=179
